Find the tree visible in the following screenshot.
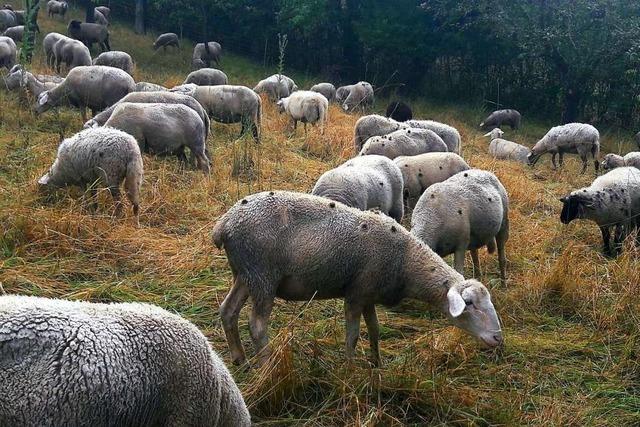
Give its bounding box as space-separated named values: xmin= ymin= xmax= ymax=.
xmin=135 ymin=0 xmax=145 ymax=34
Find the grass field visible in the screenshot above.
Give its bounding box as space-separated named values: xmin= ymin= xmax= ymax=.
xmin=1 ymin=4 xmax=639 ymax=426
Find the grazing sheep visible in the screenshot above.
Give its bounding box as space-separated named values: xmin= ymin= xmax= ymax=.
xmin=104 ymin=102 xmax=210 ymax=173
xmin=0 ymin=34 xmax=15 ymax=69
xmin=192 ymin=41 xmax=221 ymax=69
xmin=0 ymin=295 xmax=251 ymax=426
xmin=43 ymin=32 xmax=65 ymax=68
xmin=484 ymin=128 xmax=530 ymax=163
xmin=2 ymin=24 xmax=22 ymax=42
xmin=385 ymin=100 xmax=413 ymax=122
xmin=54 ymin=37 xmax=92 ymax=72
xmin=68 ymin=20 xmax=110 ymax=52
xmin=480 ymin=109 xmax=522 ymax=131
xmin=95 ymin=5 xmax=110 ymax=19
xmin=312 ymin=155 xmax=404 ymax=221
xmin=276 ymin=90 xmax=328 ymax=134
xmin=38 ymin=127 xmax=143 ymax=221
xmin=94 ymin=7 xmax=108 ymax=26
xmin=353 ymin=114 xmax=409 ymax=151
xmin=527 ymin=123 xmax=600 ymax=173
xmin=253 ymin=73 xmax=297 ymax=101
xmin=0 ymin=8 xmax=16 ymax=31
xmin=184 ymin=68 xmax=228 ymax=86
xmin=394 ymin=152 xmax=470 ymax=209
xmin=46 ymin=0 xmax=67 ymax=19
xmin=412 ymin=169 xmax=509 ymax=281
xmin=601 ymin=152 xmax=640 ymax=170
xmin=153 ymin=32 xmax=179 ymax=51
xmin=213 ymin=191 xmax=503 ymax=367
xmin=360 ymin=128 xmax=448 ymax=159
xmin=340 ymin=81 xmax=374 ymax=112
xmin=4 ymin=65 xmax=62 ymax=93
xmin=310 ymin=82 xmax=336 ymax=102
xmin=560 ymin=167 xmax=640 ymax=256
xmin=92 ymin=50 xmax=134 ymax=75
xmin=134 ymin=81 xmax=167 ymax=92
xmin=36 ymin=65 xmax=135 ymax=121
xmin=19 ymin=70 xmax=59 ymax=96
xmin=405 ymin=119 xmax=462 ymax=154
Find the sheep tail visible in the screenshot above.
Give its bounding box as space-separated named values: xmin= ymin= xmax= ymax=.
xmin=486 ymin=238 xmax=497 ymax=254
xmin=591 ymin=140 xmax=600 ymax=160
xmin=211 ymin=214 xmax=228 ymax=249
xmin=124 ymin=156 xmax=143 ymax=217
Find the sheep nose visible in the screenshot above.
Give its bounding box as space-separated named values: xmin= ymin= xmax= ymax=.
xmin=493 ymin=334 xmax=504 ymax=345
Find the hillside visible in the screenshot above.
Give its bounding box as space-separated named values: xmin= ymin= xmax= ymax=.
xmin=0 ymin=5 xmax=639 ymax=426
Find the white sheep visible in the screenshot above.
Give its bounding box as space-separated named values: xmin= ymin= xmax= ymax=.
xmin=53 ymin=37 xmax=92 ymax=72
xmin=2 ymin=24 xmax=22 ymax=42
xmin=0 ymin=35 xmax=16 ymax=70
xmin=528 ymin=122 xmax=600 ymax=174
xmin=601 ymin=152 xmax=640 ymax=171
xmin=484 ymin=128 xmax=530 ymax=163
xmin=310 ymin=82 xmax=336 ymax=102
xmin=184 ymin=68 xmax=228 ymax=86
xmin=405 ymin=119 xmax=462 ymax=154
xmin=134 ymin=81 xmax=167 ymax=92
xmin=353 ymin=114 xmax=409 ymax=151
xmin=253 ymin=74 xmax=297 ymax=101
xmin=192 ymin=41 xmax=222 ymax=69
xmin=338 ymin=81 xmax=374 ymax=112
xmin=277 ymin=90 xmax=328 ymax=135
xmin=92 ymin=50 xmax=135 ymax=75
xmin=46 ymin=0 xmax=67 ymax=19
xmin=43 ymin=32 xmax=65 ymax=68
xmin=359 ymin=128 xmax=448 ymax=159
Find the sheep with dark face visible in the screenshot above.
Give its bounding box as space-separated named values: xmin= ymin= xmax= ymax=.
xmin=385 ymin=100 xmax=413 ymax=122
xmin=213 ymin=191 xmax=503 ymax=367
xmin=484 ymin=128 xmax=530 ymax=163
xmin=527 ymin=123 xmax=600 ymax=174
xmin=92 ymin=50 xmax=134 ymax=75
xmin=310 ymin=82 xmax=336 ymax=102
xmin=192 ymin=41 xmax=221 ymax=69
xmin=68 ymin=20 xmax=110 ymax=52
xmin=359 ymin=128 xmax=448 ymax=159
xmin=480 ymin=109 xmax=522 ymax=131
xmin=601 ymin=152 xmax=640 ymax=171
xmin=53 ymin=37 xmax=92 ymax=72
xmin=153 ymin=32 xmax=179 ymax=51
xmin=0 ymin=35 xmax=15 ymax=69
xmin=184 ymin=68 xmax=228 ymax=86
xmin=46 ymin=0 xmax=67 ymax=19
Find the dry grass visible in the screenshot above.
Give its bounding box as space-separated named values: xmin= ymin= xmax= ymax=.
xmin=1 ymin=5 xmax=640 ymax=426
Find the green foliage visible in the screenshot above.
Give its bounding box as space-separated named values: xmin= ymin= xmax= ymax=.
xmin=19 ymin=0 xmax=40 ymax=63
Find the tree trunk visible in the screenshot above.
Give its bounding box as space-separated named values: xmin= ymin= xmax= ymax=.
xmin=135 ymin=0 xmax=145 ymax=34
xmin=84 ymin=0 xmax=94 ymax=23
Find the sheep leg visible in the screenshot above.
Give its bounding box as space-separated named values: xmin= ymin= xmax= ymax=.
xmin=613 ymin=224 xmax=625 ymax=255
xmin=470 ymin=249 xmax=481 ymax=278
xmin=559 ymin=152 xmax=564 ymax=167
xmin=600 ymin=226 xmax=612 ymax=257
xmin=252 ymin=121 xmax=260 ymax=143
xmin=109 ymin=186 xmax=123 ymax=218
xmin=453 ymin=247 xmax=466 ymax=275
xmin=248 ymin=296 xmax=274 ymax=366
xmin=80 ymin=107 xmax=87 ymax=123
xmin=362 ymin=304 xmax=381 ymax=367
xmin=85 ymin=184 xmax=98 ymax=213
xmin=497 ymin=224 xmax=509 ymax=283
xmin=195 ymin=152 xmax=211 ymax=174
xmin=220 ymin=277 xmax=250 ymax=365
xmin=344 ymin=300 xmax=363 ymax=361
xmin=579 ymin=153 xmax=588 ymax=174
xmin=551 ymin=153 xmax=558 ymax=170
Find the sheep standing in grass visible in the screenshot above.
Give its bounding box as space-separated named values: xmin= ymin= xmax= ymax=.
xmin=184 ymin=68 xmax=228 ymax=86
xmin=527 ymin=123 xmax=600 ymax=174
xmin=2 ymin=24 xmax=22 ymax=42
xmin=46 ymin=0 xmax=67 ymax=19
xmin=192 ymin=41 xmax=222 ymax=69
xmin=104 ymin=102 xmax=210 ymax=173
xmin=68 ymin=20 xmax=110 ymax=52
xmin=339 ymin=81 xmax=374 ymax=112
xmin=312 ymin=155 xmax=404 ymax=221
xmin=153 ymin=32 xmax=179 ymax=51
xmin=394 ymin=152 xmax=470 ymax=209
xmin=405 ymin=119 xmax=462 ymax=154
xmin=360 ymin=128 xmax=448 ymax=159
xmin=353 ymin=114 xmax=409 ymax=151
xmin=213 ymin=191 xmax=503 ymax=367
xmin=485 ymin=128 xmax=530 ymax=163
xmin=601 ymin=153 xmax=640 ymax=170
xmin=254 ymin=74 xmax=297 ymax=101
xmin=0 ymin=295 xmax=251 ymax=426
xmin=38 ymin=127 xmax=143 ymax=221
xmin=385 ymin=100 xmax=413 ymax=122
xmin=94 ymin=8 xmax=108 ymax=26
xmin=93 ymin=51 xmax=134 ymax=75
xmin=277 ymin=90 xmax=328 ymax=135
xmin=480 ymin=109 xmax=522 ymax=131
xmin=54 ymin=37 xmax=92 ymax=72
xmin=560 ymin=167 xmax=640 ymax=256
xmin=43 ymin=32 xmax=65 ymax=68
xmin=310 ymin=82 xmax=336 ymax=102
xmin=412 ymin=169 xmax=509 ymax=281
xmin=0 ymin=35 xmax=15 ymax=69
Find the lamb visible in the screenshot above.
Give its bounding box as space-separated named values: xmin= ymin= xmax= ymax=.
xmin=68 ymin=20 xmax=110 ymax=52
xmin=310 ymin=82 xmax=336 ymax=102
xmin=36 ymin=65 xmax=135 ymax=121
xmin=385 ymin=100 xmax=413 ymax=122
xmin=213 ymin=191 xmax=503 ymax=367
xmin=0 ymin=295 xmax=251 ymax=426
xmin=560 ymin=167 xmax=640 ymax=256
xmin=153 ymin=32 xmax=179 ymax=51
xmin=2 ymin=24 xmax=22 ymax=42
xmin=480 ymin=109 xmax=522 ymax=130
xmin=411 ymin=169 xmax=509 ymax=281
xmin=43 ymin=32 xmax=65 ymax=68
xmin=253 ymin=74 xmax=297 ymax=101
xmin=94 ymin=7 xmax=108 ymax=26
xmin=184 ymin=68 xmax=228 ymax=86
xmin=54 ymin=37 xmax=92 ymax=72
xmin=104 ymin=102 xmax=210 ymax=173
xmin=38 ymin=127 xmax=143 ymax=221
xmin=192 ymin=41 xmax=221 ymax=69
xmin=359 ymin=128 xmax=448 ymax=159
xmin=95 ymin=5 xmax=110 ymax=19
xmin=484 ymin=128 xmax=530 ymax=163
xmin=135 ymin=81 xmax=167 ymax=92
xmin=276 ymin=90 xmax=328 ymax=134
xmin=92 ymin=50 xmax=134 ymax=75
xmin=46 ymin=0 xmax=67 ymax=19
xmin=339 ymin=81 xmax=374 ymax=112
xmin=405 ymin=119 xmax=462 ymax=154
xmin=601 ymin=152 xmax=640 ymax=170
xmin=312 ymin=155 xmax=404 ymax=221
xmin=527 ymin=123 xmax=600 ymax=173
xmin=0 ymin=35 xmax=15 ymax=69
xmin=353 ymin=114 xmax=409 ymax=151
xmin=394 ymin=152 xmax=470 ymax=209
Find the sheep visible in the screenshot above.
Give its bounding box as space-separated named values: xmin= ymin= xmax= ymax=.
xmin=36 ymin=65 xmax=135 ymax=121
xmin=184 ymin=68 xmax=228 ymax=86
xmin=484 ymin=128 xmax=530 ymax=163
xmin=46 ymin=0 xmax=67 ymax=19
xmin=54 ymin=37 xmax=92 ymax=72
xmin=192 ymin=41 xmax=222 ymax=69
xmin=153 ymin=32 xmax=179 ymax=51
xmin=0 ymin=295 xmax=251 ymax=426
xmin=0 ymin=35 xmax=15 ymax=69
xmin=560 ymin=167 xmax=640 ymax=256
xmin=310 ymin=82 xmax=336 ymax=102
xmin=353 ymin=115 xmax=409 ymax=151
xmin=527 ymin=123 xmax=600 ymax=174
xmin=405 ymin=119 xmax=462 ymax=154
xmin=601 ymin=152 xmax=640 ymax=170
xmin=2 ymin=24 xmax=22 ymax=42
xmin=92 ymin=50 xmax=134 ymax=75
xmin=38 ymin=127 xmax=143 ymax=221
xmin=0 ymin=8 xmax=16 ymax=31
xmin=213 ymin=191 xmax=503 ymax=367
xmin=68 ymin=20 xmax=110 ymax=52
xmin=312 ymin=155 xmax=404 ymax=221
xmin=385 ymin=100 xmax=413 ymax=122
xmin=253 ymin=73 xmax=297 ymax=101
xmin=276 ymin=90 xmax=328 ymax=134
xmin=7 ymin=64 xmax=63 ymax=86
xmin=43 ymin=32 xmax=65 ymax=68
xmin=95 ymin=5 xmax=110 ymax=19
xmin=94 ymin=7 xmax=108 ymax=26
xmin=411 ymin=169 xmax=509 ymax=281
xmin=480 ymin=109 xmax=522 ymax=131
xmin=340 ymin=81 xmax=374 ymax=112
xmin=359 ymin=128 xmax=448 ymax=159
xmin=104 ymin=102 xmax=210 ymax=173
xmin=394 ymin=152 xmax=470 ymax=209
xmin=18 ymin=70 xmax=59 ymax=96
xmin=134 ymin=81 xmax=167 ymax=92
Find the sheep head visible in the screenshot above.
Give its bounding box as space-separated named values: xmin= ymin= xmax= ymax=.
xmin=34 ymin=91 xmax=52 ymax=114
xmin=484 ymin=128 xmax=504 ymax=140
xmin=559 ymin=192 xmax=592 ymax=224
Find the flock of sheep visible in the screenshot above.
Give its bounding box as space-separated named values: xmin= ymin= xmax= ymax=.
xmin=2 ymin=3 xmax=640 ymax=425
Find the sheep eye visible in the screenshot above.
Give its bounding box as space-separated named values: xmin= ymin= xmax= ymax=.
xmin=465 ymin=300 xmax=474 ymax=307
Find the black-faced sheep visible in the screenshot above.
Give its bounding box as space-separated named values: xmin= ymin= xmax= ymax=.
xmin=359 ymin=128 xmax=448 ymax=159
xmin=184 ymin=68 xmax=228 ymax=86
xmin=153 ymin=32 xmax=179 ymax=51
xmin=276 ymin=90 xmax=328 ymax=134
xmin=527 ymin=123 xmax=600 ymax=174
xmin=485 ymin=128 xmax=530 ymax=163
xmin=385 ymin=100 xmax=413 ymax=122
xmin=480 ymin=109 xmax=522 ymax=131
xmin=92 ymin=50 xmax=134 ymax=75
xmin=68 ymin=20 xmax=110 ymax=52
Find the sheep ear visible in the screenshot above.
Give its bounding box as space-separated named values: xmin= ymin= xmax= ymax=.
xmin=483 ymin=131 xmax=492 ymax=137
xmin=38 ymin=92 xmax=49 ymax=106
xmin=560 ymin=196 xmax=567 ymax=203
xmin=447 ymin=287 xmax=466 ymax=318
xmin=38 ymin=174 xmax=50 ymax=185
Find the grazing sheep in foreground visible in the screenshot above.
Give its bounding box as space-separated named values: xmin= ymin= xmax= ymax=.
xmin=360 ymin=128 xmax=448 ymax=159
xmin=277 ymin=90 xmax=328 ymax=134
xmin=412 ymin=169 xmax=509 ymax=281
xmin=353 ymin=114 xmax=409 ymax=151
xmin=38 ymin=127 xmax=143 ymax=221
xmin=310 ymin=82 xmax=336 ymax=102
xmin=134 ymin=81 xmax=167 ymax=92
xmin=213 ymin=191 xmax=503 ymax=367
xmin=54 ymin=37 xmax=92 ymax=72
xmin=46 ymin=0 xmax=67 ymax=19
xmin=312 ymin=155 xmax=404 ymax=221
xmin=394 ymin=152 xmax=470 ymax=209
xmin=153 ymin=32 xmax=179 ymax=51
xmin=93 ymin=50 xmax=134 ymax=75
xmin=95 ymin=6 xmax=110 ymax=19
xmin=192 ymin=41 xmax=221 ymax=69
xmin=480 ymin=109 xmax=522 ymax=130
xmin=405 ymin=119 xmax=462 ymax=154
xmin=94 ymin=8 xmax=108 ymax=26
xmin=339 ymin=81 xmax=374 ymax=112
xmin=36 ymin=65 xmax=135 ymax=121
xmin=68 ymin=20 xmax=110 ymax=52
xmin=485 ymin=128 xmax=530 ymax=163
xmin=527 ymin=123 xmax=600 ymax=173
xmin=560 ymin=167 xmax=640 ymax=256
xmin=0 ymin=35 xmax=15 ymax=69
xmin=184 ymin=68 xmax=228 ymax=86
xmin=253 ymin=74 xmax=297 ymax=101
xmin=2 ymin=24 xmax=22 ymax=42
xmin=0 ymin=295 xmax=251 ymax=426
xmin=601 ymin=152 xmax=640 ymax=170
xmin=43 ymin=32 xmax=65 ymax=68
xmin=104 ymin=102 xmax=210 ymax=173
xmin=385 ymin=100 xmax=413 ymax=122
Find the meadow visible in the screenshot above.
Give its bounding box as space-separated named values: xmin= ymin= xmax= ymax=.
xmin=0 ymin=5 xmax=639 ymax=426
